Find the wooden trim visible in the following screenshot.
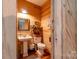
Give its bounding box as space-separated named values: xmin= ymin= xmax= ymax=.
xmin=53 ymin=0 xmax=62 ymax=59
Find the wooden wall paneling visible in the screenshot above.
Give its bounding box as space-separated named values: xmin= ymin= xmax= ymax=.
xmin=41 ymin=0 xmax=51 ymax=17
xmin=53 ymin=0 xmax=76 ymax=59
xmin=17 ymin=0 xmax=42 ymax=58
xmin=17 ymin=0 xmax=41 ymax=35
xmin=62 ymin=0 xmax=77 ymax=59
xmin=41 ymin=9 xmax=50 ymax=17
xmin=17 ymin=0 xmax=41 ymax=20
xmin=53 ymin=0 xmax=77 ymax=59
xmin=41 ymin=0 xmax=54 ymax=59
xmin=41 ymin=0 xmax=51 ymax=53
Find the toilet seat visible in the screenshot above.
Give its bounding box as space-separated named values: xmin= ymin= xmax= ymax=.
xmin=37 ymin=43 xmax=46 ymax=49
xmin=36 ymin=43 xmax=46 ymax=56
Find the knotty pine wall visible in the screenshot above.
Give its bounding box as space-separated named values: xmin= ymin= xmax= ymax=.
xmin=17 ymin=0 xmax=41 ymax=20
xmin=17 ymin=0 xmax=42 ymax=57
xmin=53 ymin=0 xmax=77 ymax=59
xmin=62 ymin=0 xmax=77 ymax=59
xmin=17 ymin=0 xmax=41 ymax=35
xmin=17 ymin=0 xmax=52 ymax=54
xmin=41 ymin=0 xmax=52 ymax=53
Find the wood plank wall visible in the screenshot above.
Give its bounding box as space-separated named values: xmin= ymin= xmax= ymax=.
xmin=17 ymin=0 xmax=41 ymax=20
xmin=17 ymin=0 xmax=41 ymax=35
xmin=62 ymin=0 xmax=77 ymax=59
xmin=41 ymin=0 xmax=52 ymax=53
xmin=17 ymin=0 xmax=42 ymax=57
xmin=53 ymin=0 xmax=77 ymax=59
xmin=41 ymin=0 xmax=51 ymax=18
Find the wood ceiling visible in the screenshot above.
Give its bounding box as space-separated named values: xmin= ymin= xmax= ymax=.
xmin=26 ymin=0 xmax=47 ymax=6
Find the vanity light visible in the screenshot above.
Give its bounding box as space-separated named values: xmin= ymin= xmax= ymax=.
xmin=22 ymin=9 xmax=28 ymax=14
xmin=17 ymin=9 xmax=28 ymax=19
xmin=17 ymin=9 xmax=30 ymax=19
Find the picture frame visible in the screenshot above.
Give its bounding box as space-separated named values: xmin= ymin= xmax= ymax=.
xmin=18 ymin=18 xmax=30 ymax=31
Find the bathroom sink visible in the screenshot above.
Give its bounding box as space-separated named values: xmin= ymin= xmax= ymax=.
xmin=17 ymin=35 xmax=32 ymax=41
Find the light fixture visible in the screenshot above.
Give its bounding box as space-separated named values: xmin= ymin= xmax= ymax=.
xmin=17 ymin=9 xmax=29 ymax=19
xmin=21 ymin=9 xmax=28 ymax=14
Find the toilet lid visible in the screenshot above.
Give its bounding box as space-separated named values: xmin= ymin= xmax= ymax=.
xmin=37 ymin=43 xmax=45 ymax=48
xmin=34 ymin=37 xmax=42 ymax=44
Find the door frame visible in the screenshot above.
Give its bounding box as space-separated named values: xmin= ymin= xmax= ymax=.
xmin=51 ymin=0 xmax=63 ymax=59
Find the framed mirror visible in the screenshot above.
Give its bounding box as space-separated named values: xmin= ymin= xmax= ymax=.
xmin=18 ymin=18 xmax=30 ymax=31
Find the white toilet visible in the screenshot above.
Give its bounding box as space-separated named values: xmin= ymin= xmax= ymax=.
xmin=34 ymin=37 xmax=46 ymax=56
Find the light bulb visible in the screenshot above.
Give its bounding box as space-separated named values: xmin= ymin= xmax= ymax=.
xmin=22 ymin=9 xmax=28 ymax=14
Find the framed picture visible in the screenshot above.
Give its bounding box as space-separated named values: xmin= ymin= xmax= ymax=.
xmin=18 ymin=18 xmax=30 ymax=31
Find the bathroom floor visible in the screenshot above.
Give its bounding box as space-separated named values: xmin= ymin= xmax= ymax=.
xmin=23 ymin=53 xmax=50 ymax=59
xmin=22 ymin=49 xmax=50 ymax=59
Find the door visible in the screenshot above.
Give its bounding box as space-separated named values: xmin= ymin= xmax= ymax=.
xmin=62 ymin=0 xmax=77 ymax=59
xmin=53 ymin=0 xmax=77 ymax=59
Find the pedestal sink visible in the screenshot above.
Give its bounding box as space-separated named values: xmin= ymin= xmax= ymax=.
xmin=17 ymin=35 xmax=33 ymax=57
xmin=17 ymin=35 xmax=32 ymax=41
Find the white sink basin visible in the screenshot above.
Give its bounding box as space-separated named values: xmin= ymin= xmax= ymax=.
xmin=17 ymin=35 xmax=32 ymax=41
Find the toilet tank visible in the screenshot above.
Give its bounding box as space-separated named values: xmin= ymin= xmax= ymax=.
xmin=34 ymin=37 xmax=42 ymax=44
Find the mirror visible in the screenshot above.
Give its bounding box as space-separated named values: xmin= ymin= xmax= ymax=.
xmin=18 ymin=18 xmax=30 ymax=31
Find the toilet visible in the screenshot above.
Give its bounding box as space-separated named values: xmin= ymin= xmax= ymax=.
xmin=37 ymin=43 xmax=46 ymax=55
xmin=34 ymin=37 xmax=46 ymax=56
